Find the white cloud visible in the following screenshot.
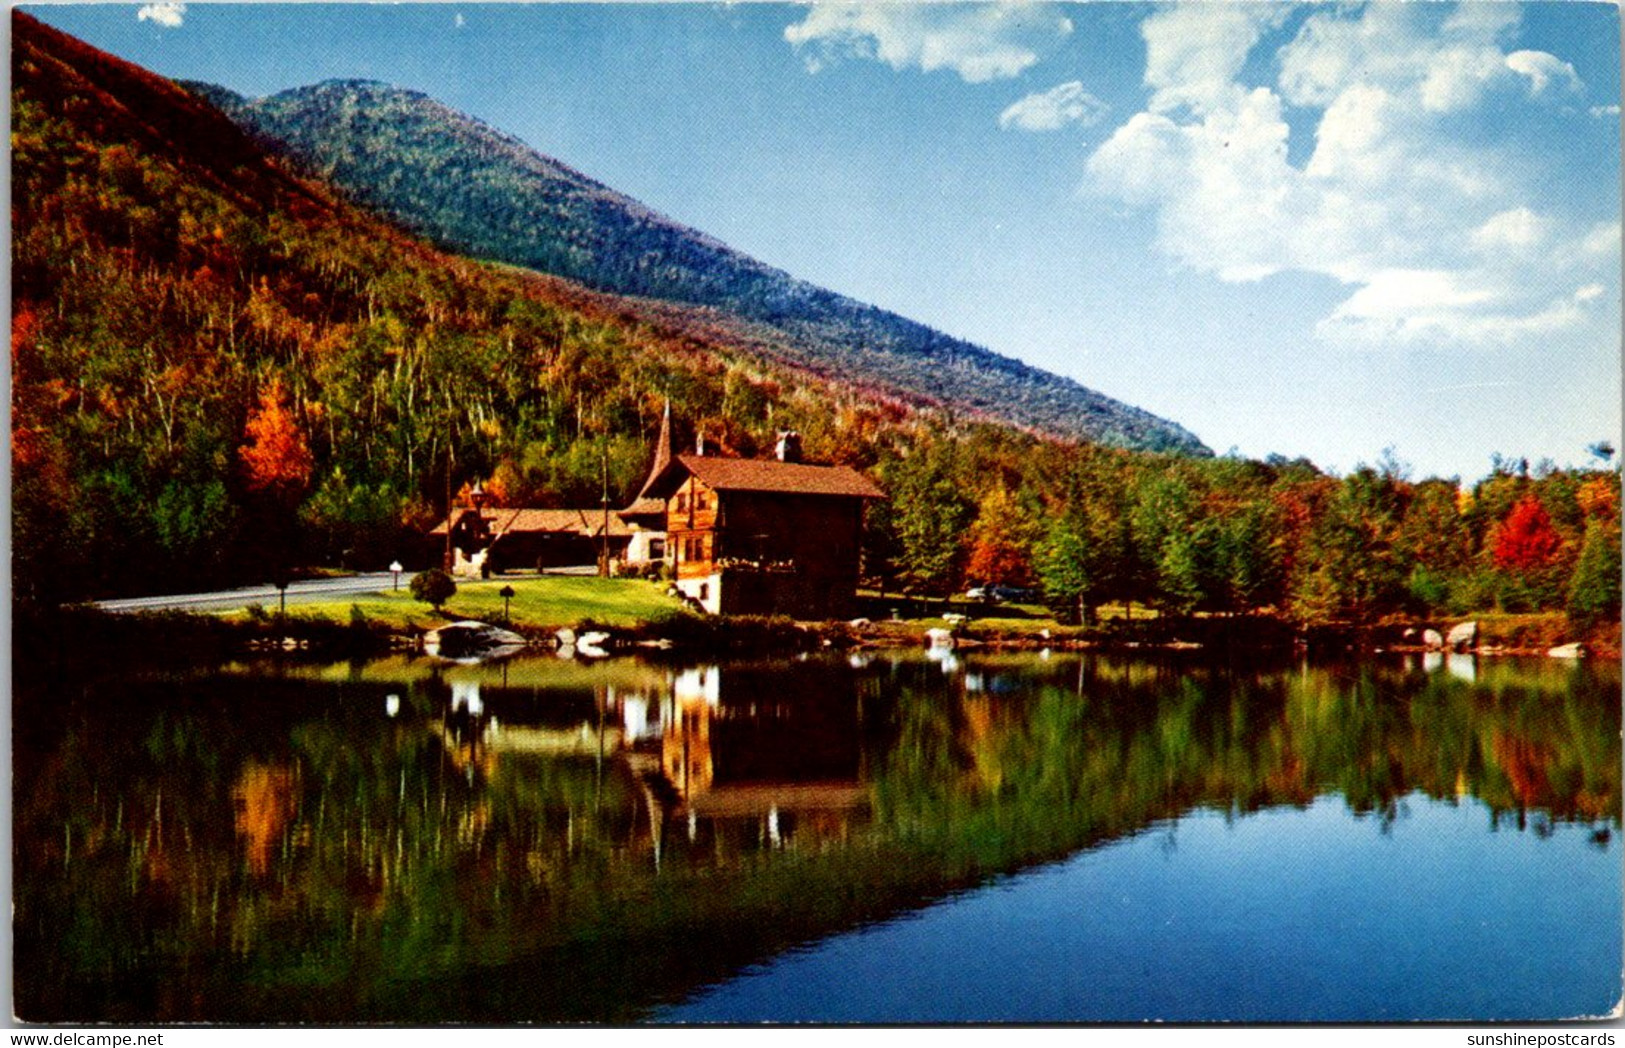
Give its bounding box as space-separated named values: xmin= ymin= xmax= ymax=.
xmin=1142 ymin=4 xmax=1289 ymax=114
xmin=454 ymin=13 xmax=466 ymax=29
xmin=1582 ymin=222 xmax=1622 ymax=256
xmin=1086 ymin=1 xmax=1615 ymax=347
xmin=1470 ymin=208 xmax=1548 ymax=251
xmin=1505 ymin=50 xmax=1582 ymax=95
xmin=1591 ymin=104 xmax=1621 ymax=118
xmin=783 ymin=3 xmax=1072 ymax=83
xmin=1318 ymin=274 xmax=1602 ymax=346
xmin=136 ymin=2 xmax=185 ymax=28
xmin=999 ymin=81 xmax=1107 ymax=132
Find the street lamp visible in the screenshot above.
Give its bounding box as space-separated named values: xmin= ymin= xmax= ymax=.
xmin=390 ymin=561 xmax=404 ymax=591
xmin=499 ymin=584 xmax=516 ymax=624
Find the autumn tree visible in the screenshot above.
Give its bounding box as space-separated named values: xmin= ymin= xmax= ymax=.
xmin=964 ymin=484 xmax=1036 ymax=587
xmin=240 ymin=380 xmax=314 ymax=502
xmin=1038 ymin=463 xmax=1133 ymax=624
xmin=886 ymin=442 xmax=973 ymax=598
xmin=1288 ymin=467 xmax=1408 ymax=625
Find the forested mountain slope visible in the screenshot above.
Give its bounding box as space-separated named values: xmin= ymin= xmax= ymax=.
xmin=209 ymin=79 xmax=1208 ymax=454
xmin=8 ymin=12 xmax=957 ymax=599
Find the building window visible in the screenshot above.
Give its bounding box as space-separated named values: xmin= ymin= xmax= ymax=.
xmin=677 ymin=494 xmax=688 ymax=512
xmin=698 ymin=583 xmax=709 ymax=601
xmin=650 ymin=538 xmax=665 ymax=559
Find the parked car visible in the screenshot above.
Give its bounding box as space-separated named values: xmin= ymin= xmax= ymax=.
xmin=990 ymin=585 xmax=1039 ymax=604
xmin=964 ymin=586 xmax=990 ymax=602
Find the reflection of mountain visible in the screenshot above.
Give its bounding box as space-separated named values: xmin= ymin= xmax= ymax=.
xmin=13 ymin=653 xmax=1619 ymax=1022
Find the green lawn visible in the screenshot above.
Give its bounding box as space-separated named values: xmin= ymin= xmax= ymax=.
xmin=238 ymin=576 xmax=690 ymax=632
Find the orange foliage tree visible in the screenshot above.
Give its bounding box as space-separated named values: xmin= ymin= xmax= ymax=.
xmin=239 ymin=380 xmax=313 ymax=502
xmin=964 ymin=485 xmax=1035 ymax=587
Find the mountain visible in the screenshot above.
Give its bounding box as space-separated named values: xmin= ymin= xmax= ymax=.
xmin=207 ymin=79 xmax=1209 ymax=455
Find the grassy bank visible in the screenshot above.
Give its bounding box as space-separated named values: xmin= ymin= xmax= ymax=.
xmin=235 ymin=575 xmax=691 ymax=633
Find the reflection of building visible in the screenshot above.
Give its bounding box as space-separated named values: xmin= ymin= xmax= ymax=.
xmin=656 ymin=664 xmax=868 ymax=828
xmin=642 ymin=434 xmax=884 ymax=617
xmin=663 ymin=668 xmax=717 ymax=799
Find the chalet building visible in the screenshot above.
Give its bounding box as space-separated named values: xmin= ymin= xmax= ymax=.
xmin=642 ymin=431 xmax=884 ymax=618
xmin=425 ymin=411 xmax=885 ymax=608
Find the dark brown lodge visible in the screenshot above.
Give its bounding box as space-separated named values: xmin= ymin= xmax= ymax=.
xmin=642 ymin=452 xmax=884 ymax=619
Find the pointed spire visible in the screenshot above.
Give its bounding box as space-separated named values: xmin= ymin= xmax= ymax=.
xmin=637 ymin=400 xmax=673 ymax=500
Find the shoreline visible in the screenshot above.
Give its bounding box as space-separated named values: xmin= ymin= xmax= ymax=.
xmin=19 ymin=601 xmax=1620 ymax=674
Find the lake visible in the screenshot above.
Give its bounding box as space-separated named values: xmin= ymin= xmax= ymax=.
xmin=12 ymin=648 xmax=1620 ymax=1023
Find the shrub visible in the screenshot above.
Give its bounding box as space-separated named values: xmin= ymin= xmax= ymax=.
xmin=410 ymin=568 xmax=457 ymax=611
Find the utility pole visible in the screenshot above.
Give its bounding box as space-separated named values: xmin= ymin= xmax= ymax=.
xmin=443 ymin=444 xmax=453 ymax=572
xmin=600 ymin=444 xmax=611 ymax=577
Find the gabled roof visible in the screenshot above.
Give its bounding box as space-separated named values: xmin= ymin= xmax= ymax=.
xmin=644 ymin=454 xmax=884 ymax=500
xmin=620 ymin=496 xmax=667 ymax=518
xmin=429 ymin=506 xmax=632 ymax=538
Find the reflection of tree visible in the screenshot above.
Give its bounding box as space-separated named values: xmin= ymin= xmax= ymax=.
xmin=13 ymin=654 xmax=1619 ymax=1022
xmin=231 ymin=762 xmax=298 ymax=876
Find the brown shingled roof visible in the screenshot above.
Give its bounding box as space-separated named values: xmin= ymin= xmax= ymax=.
xmin=429 ymin=506 xmax=633 ymax=538
xmin=665 ymin=454 xmax=884 ymax=498
xmin=620 ymin=496 xmax=667 ymax=518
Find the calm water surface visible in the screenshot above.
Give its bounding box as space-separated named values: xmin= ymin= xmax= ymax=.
xmin=13 ymin=649 xmax=1620 ymax=1022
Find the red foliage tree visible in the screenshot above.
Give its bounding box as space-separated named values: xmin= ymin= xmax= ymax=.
xmin=1492 ymin=494 xmax=1563 ymax=572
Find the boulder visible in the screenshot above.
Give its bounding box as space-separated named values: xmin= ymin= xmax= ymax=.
xmin=1446 ymin=621 xmax=1477 ymax=652
xmin=925 ymin=627 xmax=955 ymax=649
xmin=1422 ymin=629 xmax=1444 ymax=651
xmin=425 ymin=620 xmax=526 ymax=660
xmin=1547 ymin=642 xmax=1585 ymax=659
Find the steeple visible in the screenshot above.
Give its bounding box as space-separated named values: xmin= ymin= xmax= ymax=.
xmin=637 ymin=400 xmax=673 ymax=500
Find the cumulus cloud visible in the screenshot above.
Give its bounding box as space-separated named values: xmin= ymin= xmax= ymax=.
xmin=1086 ymin=1 xmax=1615 ymax=347
xmin=137 ymin=2 xmax=185 ymax=28
xmin=783 ymin=3 xmax=1072 ymax=83
xmin=1591 ymin=104 xmax=1621 ymax=118
xmin=999 ymin=81 xmax=1108 ymax=132
xmin=1505 ymin=50 xmax=1582 ymax=95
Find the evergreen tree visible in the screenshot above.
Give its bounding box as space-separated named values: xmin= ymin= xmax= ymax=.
xmin=1567 ymin=519 xmax=1622 ymax=624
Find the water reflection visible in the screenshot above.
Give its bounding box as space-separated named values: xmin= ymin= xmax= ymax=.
xmin=13 ymin=651 xmax=1619 ymax=1022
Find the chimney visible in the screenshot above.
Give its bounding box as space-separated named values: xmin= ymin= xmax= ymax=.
xmin=775 ymin=430 xmax=802 ymax=463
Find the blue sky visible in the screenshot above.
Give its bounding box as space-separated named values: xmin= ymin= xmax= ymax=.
xmin=27 ymin=2 xmax=1623 ymax=481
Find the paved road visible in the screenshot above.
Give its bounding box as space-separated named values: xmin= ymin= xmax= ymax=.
xmin=94 ymin=572 xmax=409 ymax=613
xmin=92 ymin=567 xmax=600 ymax=614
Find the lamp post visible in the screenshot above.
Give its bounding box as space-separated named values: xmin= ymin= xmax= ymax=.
xmin=270 ymin=564 xmax=291 ymax=617
xmin=499 ymin=584 xmax=516 ymax=625
xmin=390 ymin=561 xmax=403 ymax=591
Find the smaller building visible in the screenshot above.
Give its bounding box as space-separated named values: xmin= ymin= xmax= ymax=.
xmin=430 ymin=506 xmax=633 ymax=576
